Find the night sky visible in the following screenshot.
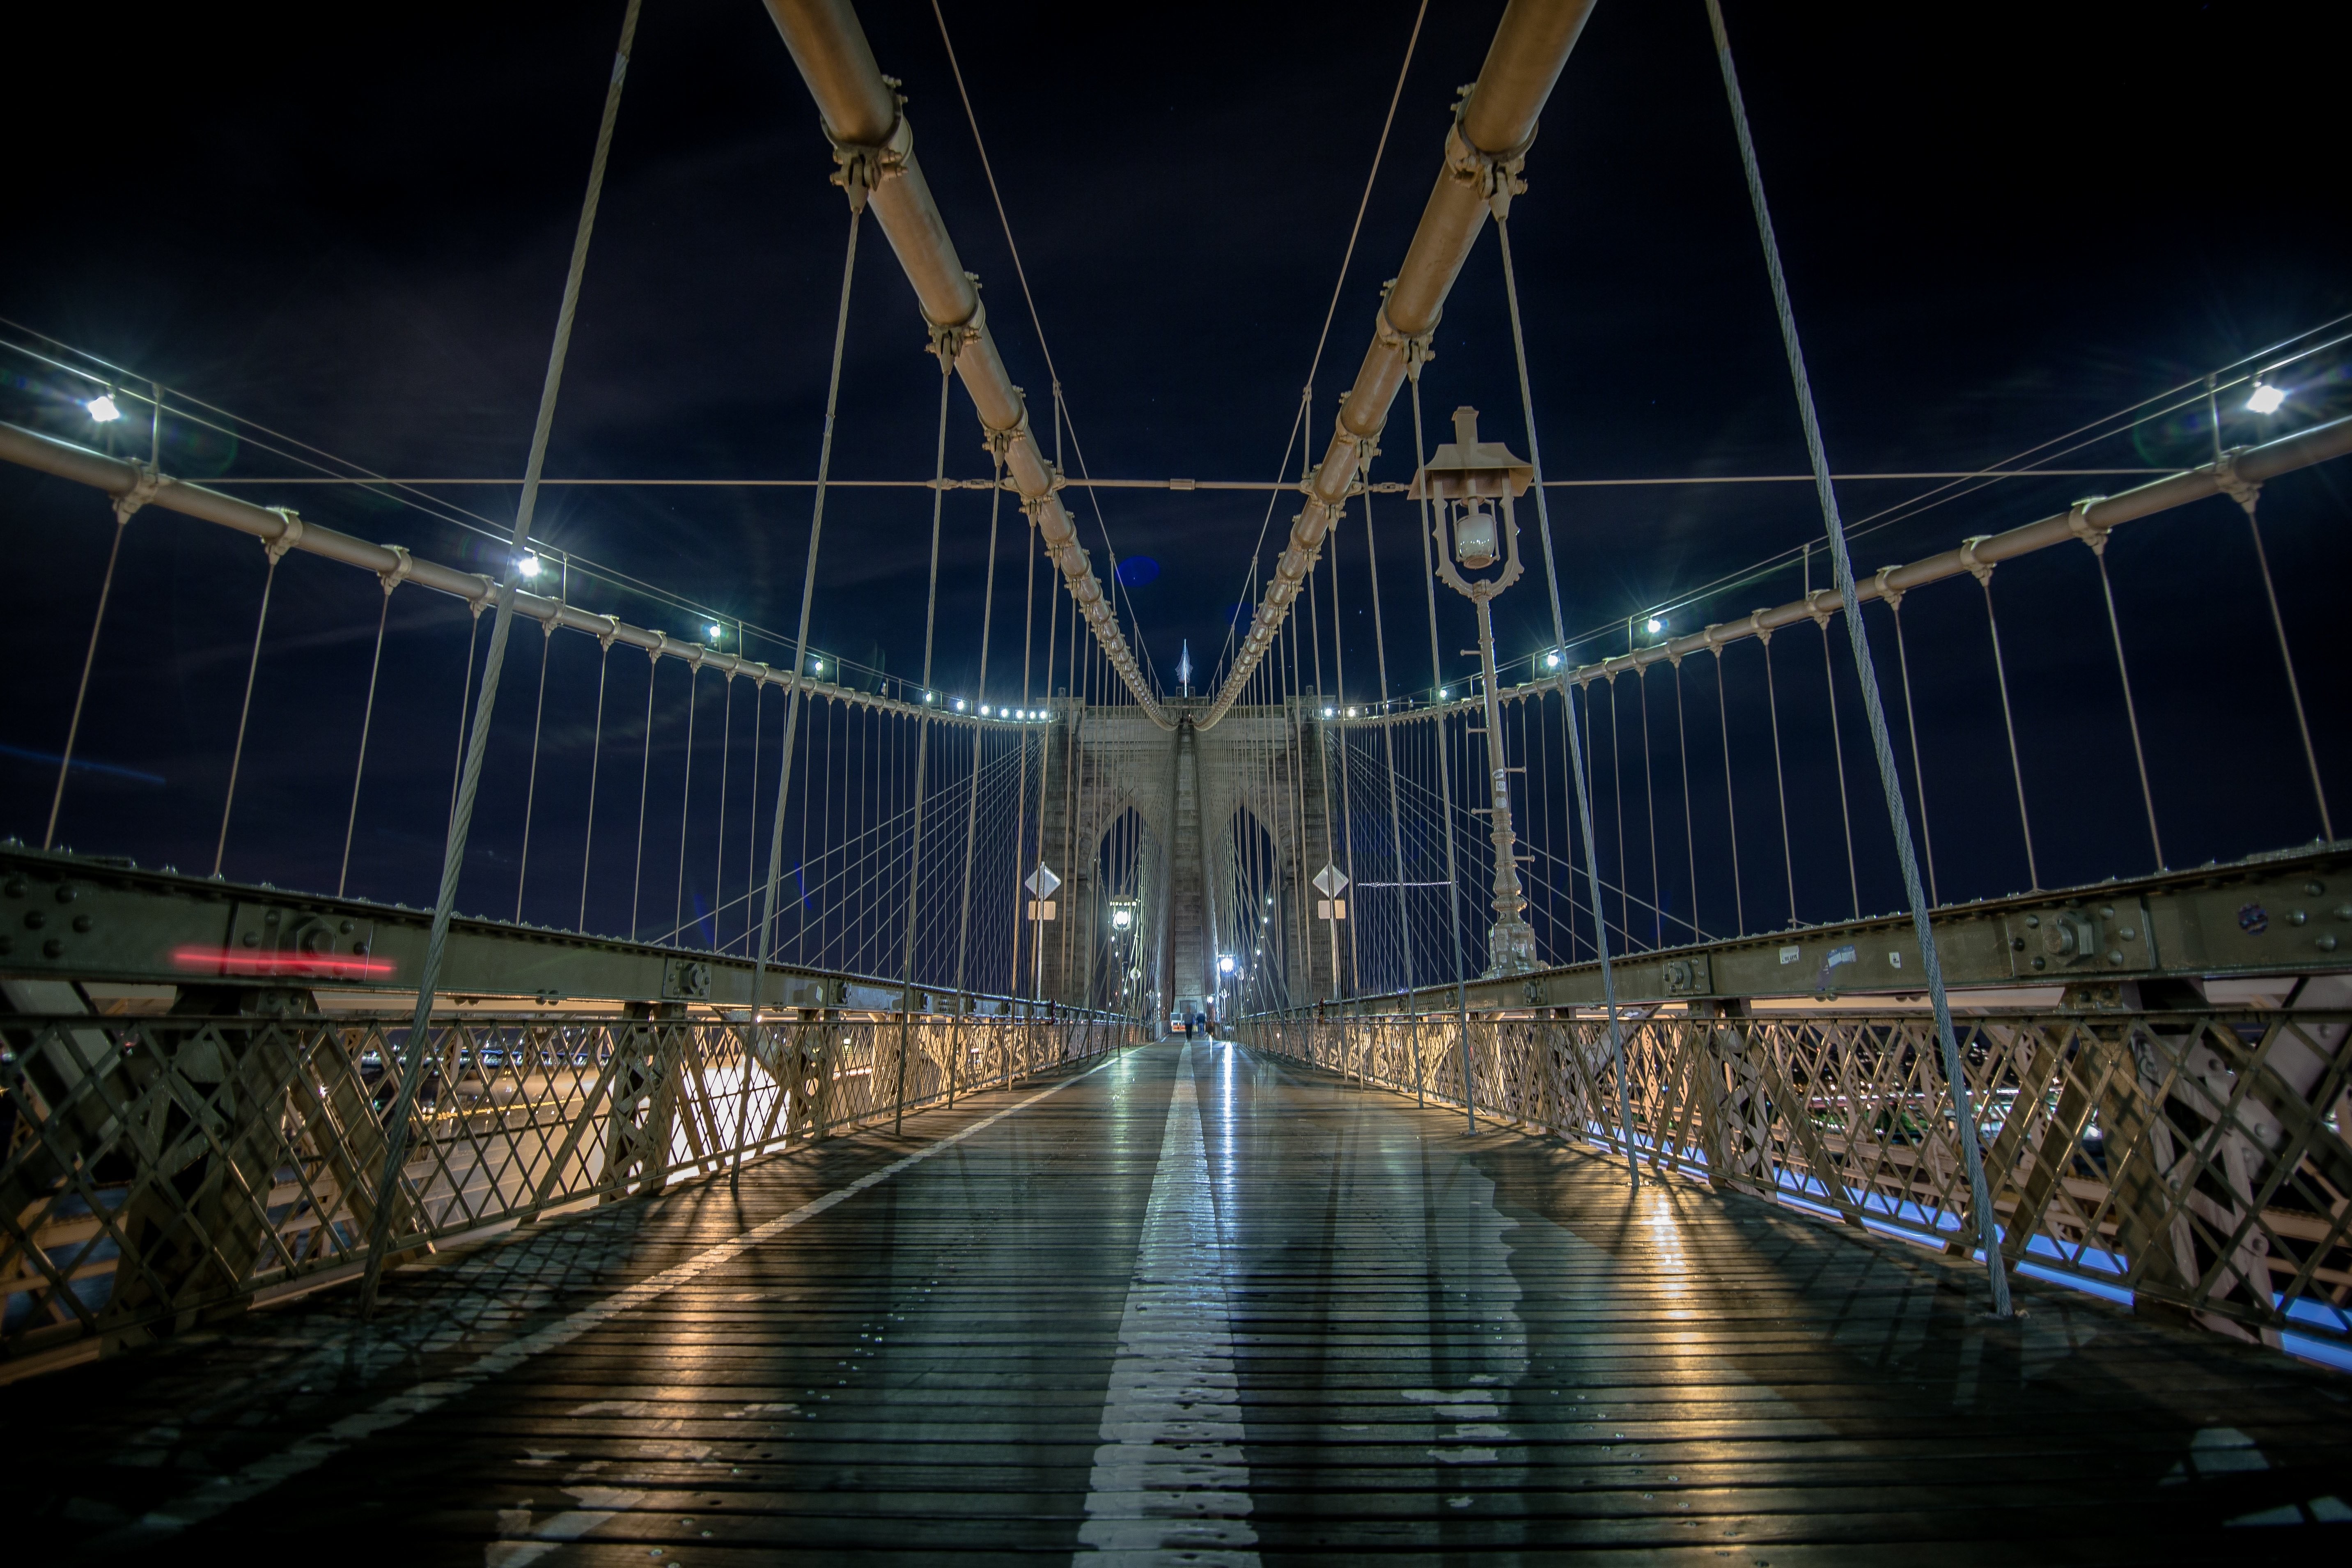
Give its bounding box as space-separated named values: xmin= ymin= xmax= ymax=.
xmin=2 ymin=0 xmax=2345 ymax=939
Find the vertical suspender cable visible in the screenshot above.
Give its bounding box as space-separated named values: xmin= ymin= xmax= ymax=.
xmin=747 ymin=197 xmax=860 ymax=1030
xmin=1608 ymin=673 xmax=1629 ymax=942
xmin=951 ymin=450 xmax=1007 ymax=1102
xmin=2084 ymin=535 xmax=2164 ymax=868
xmin=362 ymin=0 xmax=643 ymax=1316
xmin=895 ymin=356 xmax=953 ymax=1133
xmin=1032 ymin=522 xmax=1060 ymax=1000
xmin=1362 ymin=488 xmax=1423 ymax=1100
xmin=2212 ymin=452 xmax=2334 ymax=841
xmin=1704 ymin=0 xmax=2008 ymax=1314
xmin=1496 ymin=210 xmax=1637 ymax=1181
xmin=211 ymin=537 xmax=289 ymax=878
xmin=714 ymin=650 xmax=735 ymax=944
xmin=1309 ymin=542 xmax=1342 ymax=1002
xmin=672 ymin=663 xmax=700 ymax=943
xmin=1760 ymin=631 xmax=1796 ymax=926
xmin=46 ymin=486 xmax=145 ymax=851
xmin=630 ymin=652 xmax=658 ymax=936
xmin=1409 ymin=370 xmax=1477 ymax=1132
xmin=337 ymin=561 xmax=402 ymax=896
xmin=1330 ymin=500 xmax=1363 ymax=1002
xmin=514 ymin=620 xmax=554 ymax=921
xmin=1011 ymin=494 xmax=1039 ymax=997
xmin=744 ymin=671 xmax=763 ymax=953
xmin=1884 ymin=593 xmax=1937 ymax=906
xmin=1817 ymin=608 xmax=1860 ymax=919
xmin=1637 ymin=668 xmax=1661 ymax=948
xmin=1715 ymin=648 xmax=1743 ymax=934
xmin=579 ymin=628 xmax=614 ymax=932
xmin=445 ymin=604 xmax=485 ymax=838
xmin=1673 ymin=655 xmax=1699 ymax=936
xmin=1968 ymin=558 xmax=2040 ymax=890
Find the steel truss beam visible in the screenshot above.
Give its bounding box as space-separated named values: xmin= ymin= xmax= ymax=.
xmin=1372 ymin=842 xmax=2352 ymax=1014
xmin=0 ymin=845 xmax=1118 ymax=1018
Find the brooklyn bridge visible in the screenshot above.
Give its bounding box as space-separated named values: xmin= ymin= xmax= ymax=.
xmin=2 ymin=0 xmax=2347 ymax=1559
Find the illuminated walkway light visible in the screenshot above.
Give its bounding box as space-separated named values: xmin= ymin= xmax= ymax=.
xmin=2246 ymin=381 xmax=2286 ymax=415
xmin=86 ymin=394 xmax=121 ymax=422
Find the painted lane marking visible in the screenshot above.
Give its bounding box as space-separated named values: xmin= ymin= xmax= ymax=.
xmin=99 ymin=1056 xmax=1122 ymax=1552
xmin=1076 ymin=1043 xmax=1259 ymax=1564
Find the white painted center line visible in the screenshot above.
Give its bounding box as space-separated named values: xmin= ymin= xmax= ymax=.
xmin=1076 ymin=1043 xmax=1259 ymax=1564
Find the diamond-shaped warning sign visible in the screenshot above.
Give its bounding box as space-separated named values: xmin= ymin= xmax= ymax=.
xmin=1312 ymin=863 xmax=1349 ymax=897
xmin=1024 ymin=863 xmax=1062 ymax=899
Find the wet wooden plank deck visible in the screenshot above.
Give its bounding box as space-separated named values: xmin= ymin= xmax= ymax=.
xmin=10 ymin=1038 xmax=2350 ymax=1562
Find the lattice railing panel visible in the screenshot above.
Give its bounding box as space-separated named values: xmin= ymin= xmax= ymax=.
xmin=1242 ymin=1006 xmax=2352 ymax=1355
xmin=0 ymin=1008 xmax=1129 ymax=1365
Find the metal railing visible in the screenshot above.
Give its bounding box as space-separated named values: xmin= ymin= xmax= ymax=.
xmin=0 ymin=1005 xmax=1133 ymax=1367
xmin=1243 ymin=1003 xmax=2352 ymax=1360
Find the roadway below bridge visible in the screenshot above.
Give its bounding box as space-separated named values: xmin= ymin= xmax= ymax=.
xmin=11 ymin=1040 xmax=2349 ymax=1559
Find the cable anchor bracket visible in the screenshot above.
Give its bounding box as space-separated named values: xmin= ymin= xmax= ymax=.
xmin=2210 ymin=447 xmax=2263 ymax=518
xmin=1375 ymin=280 xmax=1438 ymax=381
xmin=376 ymin=542 xmax=414 ymax=595
xmin=1447 ymin=83 xmax=1534 ymax=219
xmin=925 ymin=283 xmax=984 ymax=368
xmin=827 ymin=80 xmax=912 ymax=214
xmin=112 ymin=464 xmax=163 ymax=526
xmin=2065 ymin=497 xmax=2111 ymax=556
xmin=264 ymin=508 xmax=306 ymax=565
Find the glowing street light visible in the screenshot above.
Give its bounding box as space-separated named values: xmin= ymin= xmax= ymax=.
xmin=1645 ymin=615 xmax=1666 ymax=636
xmin=86 ymin=394 xmax=121 ymax=423
xmin=1543 ymin=650 xmax=1562 ymax=669
xmin=515 ymin=553 xmax=542 ymax=579
xmin=1346 ymin=706 xmax=1359 ymax=718
xmin=706 ymin=623 xmax=723 ymax=641
xmin=1218 ymin=955 xmax=1235 ymax=974
xmin=953 ymin=697 xmax=967 ymax=712
xmin=1321 ymin=705 xmax=1335 ymax=719
xmin=810 ymin=657 xmax=826 ymax=675
xmin=1437 ymin=686 xmax=1450 ymax=700
xmin=2246 ymin=381 xmax=2287 ymax=415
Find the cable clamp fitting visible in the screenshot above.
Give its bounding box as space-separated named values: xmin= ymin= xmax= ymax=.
xmin=1872 ymin=565 xmax=1905 ymax=613
xmin=925 ymin=286 xmax=984 ymax=367
xmin=1959 ymin=535 xmax=1996 ymax=586
xmin=377 ymin=542 xmax=414 ymax=594
xmin=827 ymin=81 xmax=911 ymax=213
xmin=2065 ymin=497 xmax=2110 ymax=556
xmin=1375 ymin=281 xmax=1438 ymax=379
xmin=264 ymin=508 xmax=305 ymax=565
xmin=596 ymin=614 xmax=621 ymax=652
xmin=1446 ymin=84 xmax=1534 ymax=218
xmin=2210 ymin=447 xmax=2262 ymax=517
xmin=113 ymin=464 xmax=163 ymax=525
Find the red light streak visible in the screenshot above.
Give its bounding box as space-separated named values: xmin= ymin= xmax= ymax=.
xmin=170 ymin=946 xmax=397 ymax=980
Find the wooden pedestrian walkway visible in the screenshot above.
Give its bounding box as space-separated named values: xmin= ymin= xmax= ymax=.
xmin=11 ymin=1038 xmax=2349 ymax=1561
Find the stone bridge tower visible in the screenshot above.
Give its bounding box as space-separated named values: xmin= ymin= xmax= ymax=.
xmin=1036 ymin=697 xmax=1342 ymax=1026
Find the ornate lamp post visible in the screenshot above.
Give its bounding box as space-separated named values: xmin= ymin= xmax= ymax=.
xmin=1413 ymin=406 xmax=1540 ymax=978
